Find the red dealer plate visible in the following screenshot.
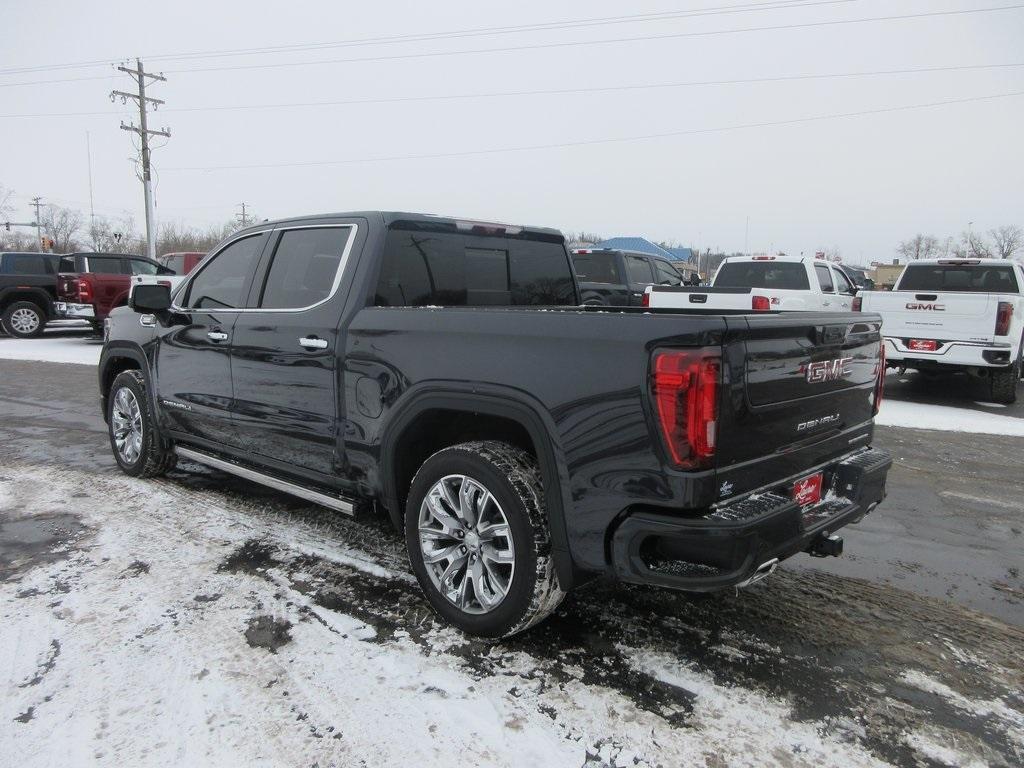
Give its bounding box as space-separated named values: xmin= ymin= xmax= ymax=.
xmin=793 ymin=472 xmax=823 ymax=507
xmin=908 ymin=339 xmax=938 ymax=351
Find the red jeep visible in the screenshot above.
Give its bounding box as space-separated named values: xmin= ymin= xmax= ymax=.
xmin=56 ymin=253 xmax=172 ymax=330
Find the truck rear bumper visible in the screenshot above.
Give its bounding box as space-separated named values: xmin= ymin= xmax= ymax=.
xmin=55 ymin=301 xmax=95 ymax=319
xmin=610 ymin=447 xmax=892 ymax=591
xmin=884 ymin=337 xmax=1013 ymax=368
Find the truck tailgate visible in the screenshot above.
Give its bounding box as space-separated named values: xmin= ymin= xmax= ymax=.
xmin=863 ymin=291 xmax=997 ymax=343
xmin=713 ymin=312 xmax=883 ymax=495
xmin=648 ymin=286 xmax=756 ymax=311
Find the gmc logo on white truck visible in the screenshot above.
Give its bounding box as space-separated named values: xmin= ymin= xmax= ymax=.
xmin=803 ymin=357 xmax=853 ymax=383
xmin=905 ymin=302 xmax=946 ymax=311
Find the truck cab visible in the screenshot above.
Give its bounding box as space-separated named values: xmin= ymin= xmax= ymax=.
xmin=56 ymin=252 xmax=172 ymax=329
xmin=571 ymin=248 xmax=691 ymax=306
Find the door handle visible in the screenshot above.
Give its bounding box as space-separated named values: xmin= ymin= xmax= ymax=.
xmin=299 ymin=336 xmax=329 ymax=350
xmin=207 ymin=331 xmax=228 ymax=342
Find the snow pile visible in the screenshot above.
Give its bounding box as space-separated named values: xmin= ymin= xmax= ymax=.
xmin=0 ymin=334 xmax=101 ymax=366
xmin=876 ymin=400 xmax=1024 ymax=436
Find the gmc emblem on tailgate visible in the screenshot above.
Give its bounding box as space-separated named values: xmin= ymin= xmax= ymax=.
xmin=802 ymin=357 xmax=853 ymax=383
xmin=905 ymin=302 xmax=945 ymax=311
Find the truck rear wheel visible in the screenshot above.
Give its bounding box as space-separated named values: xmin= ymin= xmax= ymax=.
xmin=107 ymin=370 xmax=177 ymax=477
xmin=990 ymin=361 xmax=1020 ymax=404
xmin=405 ymin=440 xmax=564 ymax=638
xmin=1 ymin=301 xmax=46 ymax=339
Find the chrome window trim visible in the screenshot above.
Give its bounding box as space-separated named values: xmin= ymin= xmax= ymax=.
xmin=170 ymin=223 xmax=359 ymax=314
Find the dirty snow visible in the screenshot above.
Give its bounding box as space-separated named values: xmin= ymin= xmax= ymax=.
xmin=875 ymin=399 xmax=1024 ymax=436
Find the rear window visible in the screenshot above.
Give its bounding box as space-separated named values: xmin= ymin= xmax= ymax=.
xmin=571 ymin=252 xmax=622 ymax=284
xmin=898 ymin=264 xmax=1020 ymax=293
xmin=3 ymin=253 xmax=49 ymax=275
xmin=375 ymin=223 xmax=576 ymax=307
xmin=715 ymin=261 xmax=810 ymax=290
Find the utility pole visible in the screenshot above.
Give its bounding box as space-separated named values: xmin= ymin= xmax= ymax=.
xmin=86 ymin=131 xmax=96 ymax=237
xmin=30 ymin=197 xmax=44 ymax=250
xmin=236 ymin=202 xmax=251 ymax=228
xmin=112 ymin=59 xmax=170 ymax=260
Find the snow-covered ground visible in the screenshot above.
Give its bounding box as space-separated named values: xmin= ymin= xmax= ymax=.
xmin=0 ymin=327 xmax=100 ymax=366
xmin=875 ymin=399 xmax=1024 ymax=436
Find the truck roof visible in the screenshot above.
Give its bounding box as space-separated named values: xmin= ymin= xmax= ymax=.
xmin=903 ymin=258 xmax=1017 ymax=267
xmin=233 ymin=211 xmax=564 ymax=239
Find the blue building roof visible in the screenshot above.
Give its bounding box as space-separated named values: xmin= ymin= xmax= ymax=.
xmin=665 ymin=247 xmax=695 ymax=263
xmin=592 ymin=237 xmax=672 ymax=258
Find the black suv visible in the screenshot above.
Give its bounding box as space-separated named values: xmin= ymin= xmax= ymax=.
xmin=99 ymin=212 xmax=891 ymax=636
xmin=0 ymin=251 xmax=63 ymax=338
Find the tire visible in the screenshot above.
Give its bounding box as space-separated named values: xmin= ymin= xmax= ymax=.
xmin=990 ymin=362 xmax=1020 ymax=404
xmin=1 ymin=301 xmax=46 ymax=339
xmin=405 ymin=440 xmax=564 ymax=638
xmin=107 ymin=369 xmax=177 ymax=477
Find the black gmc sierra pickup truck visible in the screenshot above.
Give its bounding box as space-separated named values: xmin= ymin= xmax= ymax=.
xmin=99 ymin=211 xmax=891 ymax=637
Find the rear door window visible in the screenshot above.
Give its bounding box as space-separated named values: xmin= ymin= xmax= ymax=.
xmin=624 ymin=255 xmax=654 ymax=285
xmin=88 ymin=257 xmax=124 ymax=275
xmin=898 ymin=264 xmax=1020 ymax=293
xmin=375 ymin=224 xmax=575 ymax=307
xmin=258 ymin=227 xmax=353 ymax=309
xmin=815 ymin=264 xmax=835 ymax=293
xmin=183 ymin=235 xmax=264 ymax=310
xmin=832 ymin=267 xmax=854 ymax=294
xmin=128 ymin=259 xmax=160 ymax=275
xmin=714 ymin=261 xmax=811 ymax=289
xmin=8 ymin=254 xmax=49 ymax=275
xmin=571 ymin=252 xmax=622 ymax=284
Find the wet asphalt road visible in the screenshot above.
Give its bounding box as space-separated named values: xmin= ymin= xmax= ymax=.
xmin=2 ymin=352 xmax=1023 ymax=766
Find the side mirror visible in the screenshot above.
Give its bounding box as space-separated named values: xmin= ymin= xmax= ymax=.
xmin=130 ymin=284 xmax=171 ymax=314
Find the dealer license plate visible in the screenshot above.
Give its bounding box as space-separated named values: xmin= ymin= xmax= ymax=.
xmin=793 ymin=472 xmax=823 ymax=507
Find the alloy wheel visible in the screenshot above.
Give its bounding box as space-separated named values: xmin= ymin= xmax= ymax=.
xmin=9 ymin=307 xmax=41 ymax=335
xmin=418 ymin=474 xmax=516 ymax=614
xmin=111 ymin=387 xmax=143 ymax=465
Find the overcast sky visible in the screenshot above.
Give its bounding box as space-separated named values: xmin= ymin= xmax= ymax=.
xmin=3 ymin=0 xmax=1022 ymax=262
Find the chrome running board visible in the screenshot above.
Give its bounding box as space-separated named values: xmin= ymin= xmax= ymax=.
xmin=175 ymin=446 xmax=355 ymax=515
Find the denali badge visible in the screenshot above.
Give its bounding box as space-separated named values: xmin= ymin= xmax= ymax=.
xmin=160 ymin=398 xmax=192 ymax=411
xmin=802 ymin=357 xmax=853 ymax=383
xmin=797 ymin=413 xmax=840 ymax=432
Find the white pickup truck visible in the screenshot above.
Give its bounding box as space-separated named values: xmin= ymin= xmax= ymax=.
xmin=644 ymin=255 xmax=859 ymax=312
xmin=858 ymin=259 xmax=1024 ymax=403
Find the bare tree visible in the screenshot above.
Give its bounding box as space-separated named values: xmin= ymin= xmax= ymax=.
xmin=563 ymin=231 xmax=604 ymax=249
xmin=40 ymin=205 xmax=83 ymax=253
xmin=989 ymin=225 xmax=1023 ymax=260
xmin=896 ymin=234 xmax=940 ymax=261
xmin=951 ymin=230 xmax=994 ymax=259
xmin=90 ymin=213 xmax=143 ymax=253
xmin=157 ymin=220 xmax=236 ymax=255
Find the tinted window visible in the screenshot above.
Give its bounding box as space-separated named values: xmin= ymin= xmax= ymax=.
xmin=375 ymin=225 xmax=575 ymax=307
xmin=624 ymin=255 xmax=654 ymax=284
xmin=833 ymin=268 xmax=854 ymax=294
xmin=571 ymin=252 xmax=622 ymax=284
xmin=715 ymin=261 xmax=811 ymax=289
xmin=654 ymin=259 xmax=683 ymax=286
xmin=89 ymin=257 xmax=124 ymax=275
xmin=163 ymin=255 xmax=186 ymax=274
xmin=59 ymin=255 xmax=75 ymax=273
xmin=184 ymin=235 xmax=263 ymax=310
xmin=8 ymin=254 xmax=48 ymax=275
xmin=898 ymin=264 xmax=1020 ymax=293
xmin=259 ymin=227 xmax=352 ymax=309
xmin=128 ymin=259 xmax=159 ymax=275
xmin=815 ymin=264 xmax=834 ymax=292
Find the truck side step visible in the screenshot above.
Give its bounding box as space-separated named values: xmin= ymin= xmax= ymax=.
xmin=175 ymin=446 xmax=355 ymax=515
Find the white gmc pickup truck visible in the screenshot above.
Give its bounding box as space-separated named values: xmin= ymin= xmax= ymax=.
xmin=858 ymin=259 xmax=1024 ymax=403
xmin=644 ymin=255 xmax=859 ymax=312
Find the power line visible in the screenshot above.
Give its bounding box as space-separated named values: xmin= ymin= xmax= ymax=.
xmin=160 ymin=4 xmax=1024 ymax=77
xmin=0 ymin=0 xmax=857 ymax=76
xmin=162 ymin=90 xmax=1024 ymax=172
xmin=1 ymin=62 xmax=1021 ymax=119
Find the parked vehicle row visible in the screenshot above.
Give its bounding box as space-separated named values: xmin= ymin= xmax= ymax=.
xmin=571 ymin=247 xmax=695 ymax=306
xmin=100 ymin=211 xmax=891 ymax=637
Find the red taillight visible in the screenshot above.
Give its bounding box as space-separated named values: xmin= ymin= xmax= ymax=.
xmin=751 ymin=295 xmax=771 ymax=311
xmin=873 ymin=342 xmax=886 ymax=415
xmin=641 ymin=290 xmax=650 ymax=308
xmin=76 ymin=278 xmax=93 ymax=303
xmin=651 ymin=349 xmax=720 ymax=469
xmin=852 ymin=296 xmax=862 ymax=311
xmin=995 ymin=301 xmax=1013 ymax=336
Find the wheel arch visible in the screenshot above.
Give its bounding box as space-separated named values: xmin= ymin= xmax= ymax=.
xmin=0 ymin=287 xmax=52 ymax=315
xmin=380 ymin=384 xmax=576 ymax=589
xmin=99 ymin=342 xmax=154 ymax=425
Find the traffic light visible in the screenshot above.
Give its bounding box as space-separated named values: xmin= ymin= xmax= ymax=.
xmin=4 ymin=222 xmax=9 ymax=231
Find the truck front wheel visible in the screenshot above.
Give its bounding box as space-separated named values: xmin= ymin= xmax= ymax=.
xmin=107 ymin=370 xmax=177 ymax=477
xmin=405 ymin=440 xmax=564 ymax=637
xmin=1 ymin=301 xmax=46 ymax=338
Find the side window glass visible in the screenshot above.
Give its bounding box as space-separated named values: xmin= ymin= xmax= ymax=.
xmin=624 ymin=255 xmax=654 ymax=284
xmin=815 ymin=264 xmax=834 ymax=293
xmin=89 ymin=258 xmax=124 ymax=275
xmin=11 ymin=254 xmax=48 ymax=275
xmin=833 ymin=268 xmax=853 ymax=294
xmin=129 ymin=259 xmax=159 ymax=275
xmin=184 ymin=236 xmax=263 ymax=310
xmin=259 ymin=227 xmax=352 ymax=309
xmin=655 ymin=260 xmax=683 ymax=286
